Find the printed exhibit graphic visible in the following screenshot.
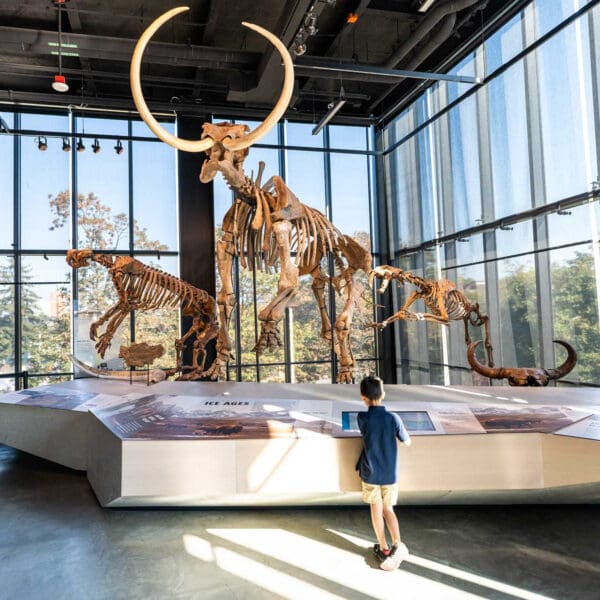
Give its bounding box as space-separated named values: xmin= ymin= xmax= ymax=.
xmin=1 ymin=381 xmax=594 ymax=440
xmin=93 ymin=395 xmax=336 ymax=440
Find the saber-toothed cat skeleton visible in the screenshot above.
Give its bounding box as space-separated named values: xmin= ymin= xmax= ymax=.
xmin=370 ymin=265 xmax=494 ymax=367
xmin=66 ymin=249 xmax=218 ymax=380
xmin=130 ymin=8 xmax=372 ymax=383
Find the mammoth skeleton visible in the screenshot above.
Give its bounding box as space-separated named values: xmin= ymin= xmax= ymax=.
xmin=130 ymin=7 xmax=372 ymax=383
xmin=467 ymin=340 xmax=577 ymax=386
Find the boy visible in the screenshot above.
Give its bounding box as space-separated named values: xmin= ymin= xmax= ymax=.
xmin=355 ymin=375 xmax=411 ymax=571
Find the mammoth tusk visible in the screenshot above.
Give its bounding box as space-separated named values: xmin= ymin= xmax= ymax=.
xmin=223 ymin=21 xmax=294 ymax=152
xmin=70 ymin=355 xmax=166 ymax=382
xmin=130 ymin=6 xmax=214 ymax=153
xmin=546 ymin=340 xmax=577 ymax=379
xmin=467 ymin=340 xmax=503 ymax=378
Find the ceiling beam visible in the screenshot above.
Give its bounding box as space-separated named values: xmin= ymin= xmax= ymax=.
xmin=0 ymin=26 xmax=259 ymax=70
xmin=0 ymin=89 xmax=377 ymax=126
xmin=296 ymin=57 xmax=481 ymax=84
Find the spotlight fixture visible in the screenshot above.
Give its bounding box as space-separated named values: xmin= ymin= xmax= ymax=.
xmin=292 ymin=11 xmax=319 ymax=56
xmin=293 ymin=39 xmax=307 ymax=56
xmin=76 ymin=137 xmax=85 ymax=152
xmin=114 ymin=139 xmax=124 ymax=155
xmin=92 ymin=138 xmax=101 ymax=154
xmin=304 ymin=13 xmax=318 ymax=36
xmin=36 ymin=136 xmax=48 ymax=151
xmin=62 ymin=137 xmax=71 ymax=152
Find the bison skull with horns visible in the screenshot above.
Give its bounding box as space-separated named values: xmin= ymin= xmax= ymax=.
xmin=467 ymin=340 xmax=577 ymax=386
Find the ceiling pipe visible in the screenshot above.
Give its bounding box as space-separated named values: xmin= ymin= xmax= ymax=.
xmin=368 ymin=13 xmax=458 ymax=113
xmin=384 ymin=0 xmax=481 ymax=69
xmin=369 ymin=0 xmax=484 ymax=114
xmin=402 ymin=13 xmax=457 ymax=72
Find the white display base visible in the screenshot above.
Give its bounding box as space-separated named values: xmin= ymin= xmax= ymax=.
xmin=1 ymin=379 xmax=599 ymax=506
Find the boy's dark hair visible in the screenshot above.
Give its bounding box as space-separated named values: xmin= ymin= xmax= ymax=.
xmin=360 ymin=375 xmax=384 ymax=402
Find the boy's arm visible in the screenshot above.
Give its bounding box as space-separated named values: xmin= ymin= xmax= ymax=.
xmin=395 ymin=415 xmax=411 ymax=446
xmin=357 ymin=411 xmax=366 ymax=434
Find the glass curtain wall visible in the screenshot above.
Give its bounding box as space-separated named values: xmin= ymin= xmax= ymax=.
xmin=0 ymin=110 xmax=178 ymax=391
xmin=214 ymin=119 xmax=378 ymax=383
xmin=380 ymin=0 xmax=600 ymax=385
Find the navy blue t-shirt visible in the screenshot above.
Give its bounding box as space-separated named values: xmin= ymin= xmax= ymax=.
xmin=355 ymin=405 xmax=410 ymax=485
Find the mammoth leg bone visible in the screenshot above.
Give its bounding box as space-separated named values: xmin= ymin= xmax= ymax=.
xmin=310 ymin=263 xmax=332 ymax=342
xmin=203 ymin=231 xmax=236 ymax=380
xmin=253 ymin=220 xmax=298 ymax=354
xmin=333 ymin=267 xmax=361 ymax=384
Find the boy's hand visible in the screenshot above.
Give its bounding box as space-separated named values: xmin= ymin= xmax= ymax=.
xmin=404 ymin=438 xmax=412 ymax=447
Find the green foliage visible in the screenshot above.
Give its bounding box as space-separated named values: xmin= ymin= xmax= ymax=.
xmin=498 ymin=261 xmax=538 ymax=366
xmin=551 ymin=250 xmax=600 ymax=382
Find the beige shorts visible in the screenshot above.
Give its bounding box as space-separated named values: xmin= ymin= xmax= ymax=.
xmin=361 ymin=481 xmax=398 ymax=506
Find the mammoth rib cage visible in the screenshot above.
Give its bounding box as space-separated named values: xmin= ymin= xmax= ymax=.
xmin=229 ymin=205 xmax=343 ymax=272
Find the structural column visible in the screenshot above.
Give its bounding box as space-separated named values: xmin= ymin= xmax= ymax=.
xmin=177 ymin=114 xmax=216 ymax=372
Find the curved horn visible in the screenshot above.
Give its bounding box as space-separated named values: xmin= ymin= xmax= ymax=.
xmin=223 ymin=21 xmax=294 ymax=151
xmin=467 ymin=341 xmax=503 ymax=379
xmin=547 ymin=340 xmax=577 ymax=379
xmin=130 ymin=7 xmax=214 ymax=153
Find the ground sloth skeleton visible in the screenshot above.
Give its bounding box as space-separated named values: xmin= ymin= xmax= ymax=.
xmin=66 ymin=249 xmax=218 ymax=379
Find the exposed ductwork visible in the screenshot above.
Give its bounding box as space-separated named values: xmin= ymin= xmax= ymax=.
xmin=368 ymin=0 xmax=483 ymax=113
xmin=384 ymin=0 xmax=482 ymax=69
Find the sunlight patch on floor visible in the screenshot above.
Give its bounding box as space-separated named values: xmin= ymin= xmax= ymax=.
xmin=206 ymin=528 xmax=486 ymax=599
xmin=328 ymin=529 xmax=556 ymax=600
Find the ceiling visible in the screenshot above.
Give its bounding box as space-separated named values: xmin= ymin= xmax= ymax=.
xmin=0 ymin=0 xmax=525 ymax=127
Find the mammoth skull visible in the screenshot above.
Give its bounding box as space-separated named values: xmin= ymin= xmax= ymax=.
xmin=467 ymin=340 xmax=577 ymax=386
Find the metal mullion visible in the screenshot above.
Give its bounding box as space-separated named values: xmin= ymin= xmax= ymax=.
xmin=233 ymin=256 xmax=242 ymax=382
xmin=67 ymin=109 xmax=76 ymax=375
xmin=377 ymin=128 xmax=402 ymax=382
xmin=278 ymin=121 xmax=292 ymax=384
xmin=472 ymin=42 xmax=502 ymax=378
xmin=323 ymin=125 xmax=337 ymax=383
xmin=522 ymin=3 xmax=553 ymax=370
xmin=366 ymin=126 xmax=383 ymax=379
xmin=128 ymin=120 xmax=135 ymax=345
xmin=252 ymin=257 xmax=260 ymax=383
xmin=13 ymin=112 xmax=21 ymax=389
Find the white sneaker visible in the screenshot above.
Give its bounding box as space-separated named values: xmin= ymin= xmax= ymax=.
xmin=380 ymin=542 xmax=409 ymax=571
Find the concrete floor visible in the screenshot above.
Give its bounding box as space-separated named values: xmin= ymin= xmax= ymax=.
xmin=0 ymin=444 xmax=598 ymax=600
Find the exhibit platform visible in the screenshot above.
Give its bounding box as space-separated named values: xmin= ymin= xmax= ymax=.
xmin=0 ymin=378 xmax=599 ymax=507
